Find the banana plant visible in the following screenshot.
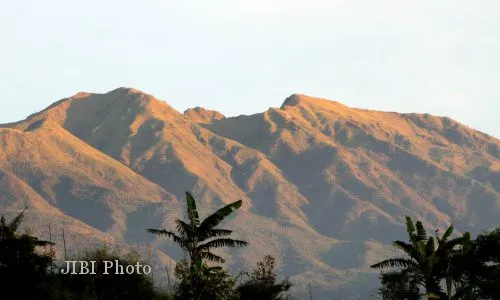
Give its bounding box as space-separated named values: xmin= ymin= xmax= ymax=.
xmin=371 ymin=216 xmax=470 ymax=300
xmin=147 ymin=192 xmax=248 ymax=270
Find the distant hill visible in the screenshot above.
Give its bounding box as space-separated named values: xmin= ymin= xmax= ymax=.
xmin=1 ymin=88 xmax=499 ymax=298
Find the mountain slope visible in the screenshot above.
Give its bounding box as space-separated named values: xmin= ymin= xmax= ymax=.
xmin=1 ymin=89 xmax=499 ymax=298
xmin=0 ymin=121 xmax=174 ymax=238
xmin=207 ymin=94 xmax=500 ymax=236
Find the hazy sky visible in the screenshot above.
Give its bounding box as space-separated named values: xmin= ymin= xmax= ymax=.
xmin=1 ymin=1 xmax=499 ymax=137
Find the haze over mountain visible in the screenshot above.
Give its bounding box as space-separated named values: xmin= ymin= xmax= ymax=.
xmin=1 ymin=88 xmax=499 ymax=298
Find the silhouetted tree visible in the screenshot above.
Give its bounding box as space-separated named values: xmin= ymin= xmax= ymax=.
xmin=58 ymin=246 xmax=163 ymax=300
xmin=174 ymin=259 xmax=236 ymax=300
xmin=377 ymin=270 xmax=420 ymax=300
xmin=447 ymin=227 xmax=500 ymax=299
xmin=146 ymin=192 xmax=247 ymax=300
xmin=371 ymin=217 xmax=470 ymax=300
xmin=147 ymin=192 xmax=248 ymax=269
xmin=236 ymin=255 xmax=292 ymax=300
xmin=0 ymin=208 xmax=55 ymax=299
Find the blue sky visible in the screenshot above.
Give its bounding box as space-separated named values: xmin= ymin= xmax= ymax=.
xmin=1 ymin=0 xmax=499 ymax=137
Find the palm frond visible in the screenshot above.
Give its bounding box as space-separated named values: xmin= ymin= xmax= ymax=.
xmin=393 ymin=240 xmax=418 ymax=257
xmin=417 ymin=240 xmax=427 ymax=257
xmin=415 ymin=221 xmax=427 ymax=242
xmin=146 ymin=192 xmax=247 ymax=268
xmin=406 ymin=216 xmax=416 ymax=236
xmin=440 ymin=225 xmax=454 ymax=245
xmin=205 ymin=229 xmax=233 ymax=238
xmin=371 ymin=258 xmax=418 ymax=269
xmin=428 ymin=252 xmax=439 ymax=272
xmin=426 ymin=237 xmax=435 ymax=256
xmin=199 ymin=200 xmax=242 ymax=236
xmin=146 ymin=228 xmax=184 ymax=244
xmin=185 ymin=192 xmax=200 ymax=227
xmin=200 ymin=251 xmax=225 ymax=263
xmin=197 ymin=238 xmax=248 ymax=251
xmin=175 ymin=219 xmax=193 ymax=239
xmin=9 ymin=207 xmax=27 ymax=233
xmin=437 ymin=233 xmax=470 ymax=256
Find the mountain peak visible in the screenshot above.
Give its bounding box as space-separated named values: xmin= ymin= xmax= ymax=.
xmin=280 ymin=94 xmax=351 ymax=113
xmin=184 ymin=107 xmax=225 ymax=123
xmin=102 ymin=87 xmax=180 ymax=113
xmin=63 ymin=87 xmax=155 ymax=106
xmin=107 ymin=87 xmax=145 ymax=95
xmin=72 ymin=91 xmax=92 ymax=98
xmin=280 ymin=94 xmax=309 ymax=108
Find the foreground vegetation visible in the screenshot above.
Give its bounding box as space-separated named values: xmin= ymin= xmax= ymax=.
xmin=371 ymin=217 xmax=500 ymax=300
xmin=1 ymin=192 xmax=498 ymax=299
xmin=0 ymin=194 xmax=292 ymax=300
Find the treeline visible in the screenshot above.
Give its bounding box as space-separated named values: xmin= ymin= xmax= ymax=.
xmin=0 ymin=193 xmax=292 ymax=300
xmin=1 ymin=192 xmax=498 ymax=300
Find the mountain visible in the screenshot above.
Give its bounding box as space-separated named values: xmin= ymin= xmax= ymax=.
xmin=1 ymin=88 xmax=499 ymax=298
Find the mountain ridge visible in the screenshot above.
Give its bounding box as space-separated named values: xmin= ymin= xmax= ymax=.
xmin=1 ymin=88 xmax=498 ymax=299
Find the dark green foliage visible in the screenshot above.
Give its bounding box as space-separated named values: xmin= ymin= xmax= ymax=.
xmin=147 ymin=192 xmax=247 ymax=300
xmin=147 ymin=192 xmax=248 ymax=269
xmin=378 ymin=271 xmax=420 ymax=300
xmin=58 ymin=246 xmax=163 ymax=300
xmin=372 ymin=217 xmax=500 ymax=300
xmin=0 ymin=208 xmax=170 ymax=300
xmin=446 ymin=228 xmax=500 ymax=300
xmin=173 ymin=259 xmax=236 ymax=300
xmin=0 ymin=208 xmax=55 ymax=300
xmin=6 ymin=196 xmax=498 ymax=300
xmin=371 ymin=216 xmax=470 ymax=300
xmin=236 ymin=255 xmax=292 ymax=300
xmin=473 ymin=228 xmax=500 ymax=299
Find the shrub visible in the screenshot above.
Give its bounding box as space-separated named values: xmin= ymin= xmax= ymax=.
xmin=236 ymin=255 xmax=292 ymax=300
